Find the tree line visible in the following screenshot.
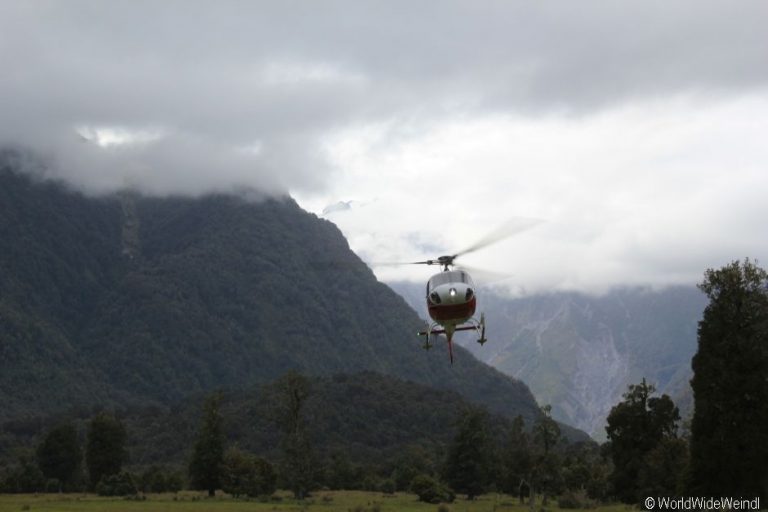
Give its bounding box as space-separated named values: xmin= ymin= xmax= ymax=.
xmin=1 ymin=259 xmax=766 ymax=502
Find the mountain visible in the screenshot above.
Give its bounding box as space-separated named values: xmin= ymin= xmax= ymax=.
xmin=0 ymin=152 xmax=575 ymax=440
xmin=388 ymin=282 xmax=707 ymax=440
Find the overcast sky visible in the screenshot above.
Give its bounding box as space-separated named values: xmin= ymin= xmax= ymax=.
xmin=2 ymin=1 xmax=767 ymax=293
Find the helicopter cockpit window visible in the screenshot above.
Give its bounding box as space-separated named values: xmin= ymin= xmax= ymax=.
xmin=428 ymin=272 xmax=451 ymax=291
xmin=428 ymin=271 xmax=473 ymax=291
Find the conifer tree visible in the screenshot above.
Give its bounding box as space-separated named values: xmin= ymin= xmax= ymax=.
xmin=690 ymin=259 xmax=768 ymax=497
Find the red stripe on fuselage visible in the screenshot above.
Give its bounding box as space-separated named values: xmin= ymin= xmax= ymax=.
xmin=427 ymin=296 xmax=477 ymax=323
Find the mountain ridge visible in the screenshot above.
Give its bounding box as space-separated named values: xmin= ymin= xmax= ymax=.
xmin=1 ymin=155 xmax=588 ymax=442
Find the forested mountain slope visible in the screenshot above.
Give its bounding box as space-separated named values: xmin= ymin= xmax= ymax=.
xmin=0 ymin=154 xmax=566 ymax=437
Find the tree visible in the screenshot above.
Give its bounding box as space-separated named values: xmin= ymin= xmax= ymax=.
xmin=390 ymin=445 xmax=437 ymax=492
xmin=531 ymin=405 xmax=562 ymax=506
xmin=324 ymin=451 xmax=359 ymax=490
xmin=220 ymin=447 xmax=276 ymax=498
xmin=85 ymin=412 xmax=127 ymax=489
xmin=410 ymin=473 xmax=455 ymax=504
xmin=36 ymin=423 xmax=82 ymax=492
xmin=271 ymin=371 xmax=316 ymax=499
xmin=638 ymin=437 xmax=689 ymax=498
xmin=690 ymin=259 xmax=768 ymax=497
xmin=1 ymin=453 xmax=45 ymax=493
xmin=605 ymin=379 xmax=680 ymax=503
xmin=442 ymin=407 xmax=492 ymax=500
xmin=189 ymin=393 xmax=225 ymax=497
xmin=500 ymin=415 xmax=533 ymax=503
xmin=139 ymin=465 xmax=183 ymax=493
xmin=95 ymin=471 xmax=137 ymax=496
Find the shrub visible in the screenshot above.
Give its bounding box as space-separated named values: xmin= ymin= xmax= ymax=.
xmin=221 ymin=448 xmax=276 ymax=498
xmin=96 ymin=472 xmax=137 ymax=496
xmin=380 ymin=479 xmax=396 ymax=494
xmin=410 ymin=474 xmax=455 ymax=504
xmin=558 ymin=489 xmax=597 ymax=509
xmin=140 ymin=465 xmax=184 ymax=493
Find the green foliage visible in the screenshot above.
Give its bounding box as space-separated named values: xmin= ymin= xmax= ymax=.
xmin=86 ymin=413 xmax=127 ymax=489
xmin=379 ymin=478 xmax=395 ymax=494
xmin=220 ymin=447 xmax=276 ymax=498
xmin=442 ymin=407 xmax=492 ymax=500
xmin=95 ymin=471 xmax=138 ymax=496
xmin=523 ymin=405 xmax=564 ymax=505
xmin=0 ymin=454 xmax=45 ymax=493
xmin=637 ymin=437 xmax=688 ymax=498
xmin=324 ymin=451 xmax=360 ymax=490
xmin=605 ymin=379 xmax=680 ymax=503
xmin=410 ymin=474 xmax=455 ymax=504
xmin=560 ymin=442 xmax=611 ymax=501
xmin=270 ymin=372 xmax=316 ymax=499
xmin=139 ymin=465 xmax=184 ymax=493
xmin=690 ymin=259 xmax=768 ymax=497
xmin=500 ymin=415 xmax=531 ymax=498
xmin=36 ymin=423 xmax=82 ymax=491
xmin=188 ymin=393 xmax=225 ymax=497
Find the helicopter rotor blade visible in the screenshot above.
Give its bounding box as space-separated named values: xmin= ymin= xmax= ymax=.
xmin=368 ymin=259 xmax=436 ymax=267
xmin=456 ymin=264 xmax=515 ymax=284
xmin=453 ymin=217 xmax=543 ymax=259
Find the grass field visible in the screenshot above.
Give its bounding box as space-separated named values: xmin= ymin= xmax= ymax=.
xmin=0 ymin=491 xmax=633 ymax=512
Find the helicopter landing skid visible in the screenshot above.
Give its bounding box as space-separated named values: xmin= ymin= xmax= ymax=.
xmin=417 ymin=314 xmax=487 ymax=354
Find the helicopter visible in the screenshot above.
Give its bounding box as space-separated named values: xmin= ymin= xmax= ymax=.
xmin=389 ymin=219 xmax=541 ymax=364
xmin=415 ymin=256 xmax=485 ymax=364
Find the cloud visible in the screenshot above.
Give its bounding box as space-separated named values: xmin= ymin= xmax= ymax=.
xmin=305 ymin=94 xmax=768 ymax=293
xmin=2 ymin=1 xmax=767 ymax=196
xmin=1 ymin=1 xmax=767 ymax=291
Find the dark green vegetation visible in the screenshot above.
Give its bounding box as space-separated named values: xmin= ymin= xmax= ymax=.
xmin=270 ymin=372 xmax=315 ymax=499
xmin=0 ymin=154 xmax=543 ymax=429
xmin=442 ymin=407 xmax=493 ymax=500
xmin=605 ymin=380 xmax=682 ymax=503
xmin=600 ymin=259 xmax=768 ymax=502
xmin=188 ymin=394 xmax=224 ymax=497
xmin=2 ymin=371 xmax=604 ymax=500
xmin=86 ymin=413 xmax=128 ymax=489
xmin=690 ymin=259 xmax=768 ymax=498
xmin=35 ymin=423 xmax=81 ymax=492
